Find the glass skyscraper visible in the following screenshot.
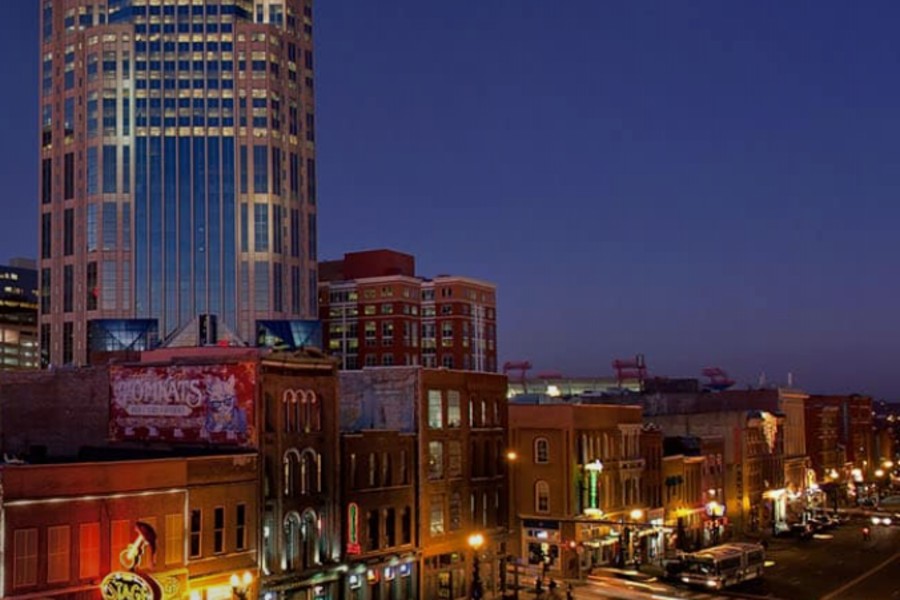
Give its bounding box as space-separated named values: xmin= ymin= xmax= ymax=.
xmin=39 ymin=0 xmax=318 ymax=366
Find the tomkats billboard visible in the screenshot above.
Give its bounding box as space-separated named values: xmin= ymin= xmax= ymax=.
xmin=109 ymin=363 xmax=257 ymax=446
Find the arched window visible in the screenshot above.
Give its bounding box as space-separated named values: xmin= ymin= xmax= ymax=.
xmin=308 ymin=391 xmax=321 ymax=432
xmin=534 ymin=438 xmax=550 ymax=464
xmin=535 ymin=480 xmax=550 ymax=514
xmin=300 ymin=509 xmax=320 ymax=569
xmin=283 ymin=512 xmax=302 ymax=571
xmin=299 ymin=448 xmax=318 ymax=494
xmin=283 ymin=389 xmax=297 ymax=432
xmin=283 ymin=449 xmax=301 ymax=497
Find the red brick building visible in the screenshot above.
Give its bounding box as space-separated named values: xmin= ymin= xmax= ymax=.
xmin=319 ymin=250 xmax=497 ymax=372
xmin=340 ymin=430 xmax=417 ymax=600
xmin=806 ymin=394 xmax=874 ymax=475
xmin=339 ymin=366 xmax=509 ymax=600
xmin=1 ymin=453 xmax=258 ymax=600
xmin=508 ymin=399 xmax=646 ymax=577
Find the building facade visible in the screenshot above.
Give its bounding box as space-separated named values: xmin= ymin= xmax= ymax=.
xmin=0 ymin=260 xmax=39 ymax=370
xmin=39 ymin=0 xmax=319 ymax=366
xmin=319 ymin=250 xmax=498 ymax=372
xmin=339 ymin=366 xmax=509 ymax=600
xmin=508 ymin=399 xmax=647 ymax=578
xmin=1 ymin=453 xmax=258 ymax=600
xmin=339 ymin=430 xmax=417 ymax=600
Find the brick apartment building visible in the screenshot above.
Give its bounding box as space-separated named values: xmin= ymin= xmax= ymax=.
xmin=319 ymin=250 xmax=497 ymax=372
xmin=339 ymin=366 xmax=509 ymax=600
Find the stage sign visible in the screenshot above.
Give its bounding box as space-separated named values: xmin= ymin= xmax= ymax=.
xmin=110 ymin=363 xmax=257 ymax=446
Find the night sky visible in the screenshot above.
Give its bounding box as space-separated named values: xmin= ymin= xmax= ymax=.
xmin=4 ymin=1 xmax=900 ymax=399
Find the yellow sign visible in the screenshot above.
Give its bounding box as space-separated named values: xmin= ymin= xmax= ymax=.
xmin=100 ymin=571 xmax=158 ymax=600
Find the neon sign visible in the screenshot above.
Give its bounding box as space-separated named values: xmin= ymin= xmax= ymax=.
xmin=101 ymin=571 xmax=157 ymax=600
xmin=346 ymin=502 xmax=361 ymax=555
xmin=100 ymin=522 xmax=162 ymax=600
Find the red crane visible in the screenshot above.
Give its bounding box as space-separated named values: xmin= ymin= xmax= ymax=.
xmin=503 ymin=361 xmax=532 ymax=393
xmin=612 ymin=354 xmax=647 ymax=388
xmin=702 ymin=367 xmax=735 ymax=391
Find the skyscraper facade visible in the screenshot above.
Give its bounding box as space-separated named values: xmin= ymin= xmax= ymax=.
xmin=39 ymin=0 xmax=318 ymax=367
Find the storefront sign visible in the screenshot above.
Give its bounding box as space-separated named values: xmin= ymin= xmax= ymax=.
xmin=110 ymin=363 xmax=256 ymax=446
xmin=101 ymin=571 xmax=158 ymax=600
xmin=347 ymin=502 xmax=361 ymax=555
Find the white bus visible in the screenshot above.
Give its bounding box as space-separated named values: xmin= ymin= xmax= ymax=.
xmin=674 ymin=542 xmax=765 ymax=590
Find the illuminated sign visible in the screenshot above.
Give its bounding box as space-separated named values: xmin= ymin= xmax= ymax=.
xmin=109 ymin=363 xmax=257 ymax=446
xmin=100 ymin=522 xmax=161 ymax=600
xmin=399 ymin=563 xmax=411 ymax=577
xmin=346 ymin=502 xmax=361 ymax=555
xmin=101 ymin=571 xmax=157 ymax=600
xmin=348 ymin=574 xmax=361 ymax=589
xmin=384 ymin=567 xmax=395 ymax=581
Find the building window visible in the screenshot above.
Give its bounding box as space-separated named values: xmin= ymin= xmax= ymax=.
xmin=534 ymin=438 xmax=550 ymax=464
xmin=429 ymin=496 xmax=445 ymax=536
xmin=13 ymin=529 xmax=38 ymax=588
xmin=47 ymin=525 xmax=71 ymax=583
xmin=402 ymin=506 xmax=412 ymax=544
xmin=236 ymin=504 xmax=247 ymax=551
xmin=385 ymin=508 xmax=396 ymax=547
xmin=368 ymin=452 xmax=377 ymax=487
xmin=448 ymin=441 xmax=462 ymax=478
xmin=79 ymin=522 xmax=100 ymax=579
xmin=428 ymin=441 xmax=443 ymax=480
xmin=367 ymin=510 xmax=379 ymax=551
xmin=400 ymin=450 xmax=408 ymax=484
xmin=427 ymin=390 xmax=442 ymax=428
xmin=447 ymin=390 xmax=461 ymax=427
xmin=165 ymin=514 xmax=183 ymax=565
xmin=189 ymin=509 xmax=202 ymax=558
xmin=110 ymin=520 xmax=131 ymax=571
xmin=213 ymin=507 xmax=225 ymax=554
xmin=62 ymin=321 xmax=74 ymax=365
xmin=449 ymin=492 xmax=462 ymax=531
xmin=535 ymin=481 xmax=550 ymax=513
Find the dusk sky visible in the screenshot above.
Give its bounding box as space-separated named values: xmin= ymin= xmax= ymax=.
xmin=3 ymin=1 xmax=900 ymax=399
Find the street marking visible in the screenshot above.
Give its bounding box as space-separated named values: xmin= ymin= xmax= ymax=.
xmin=820 ymin=549 xmax=900 ymax=600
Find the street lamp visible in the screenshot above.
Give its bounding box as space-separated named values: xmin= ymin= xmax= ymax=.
xmin=230 ymin=571 xmax=253 ymax=600
xmin=468 ymin=533 xmax=485 ymax=600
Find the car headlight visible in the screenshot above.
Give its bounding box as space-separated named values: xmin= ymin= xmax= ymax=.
xmin=872 ymin=516 xmax=881 ymax=525
xmin=884 ymin=518 xmax=893 ymax=526
xmin=706 ymin=580 xmax=718 ymax=588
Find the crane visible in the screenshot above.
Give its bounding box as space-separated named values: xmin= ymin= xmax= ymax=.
xmin=503 ymin=361 xmax=532 ymax=393
xmin=612 ymin=354 xmax=647 ymax=388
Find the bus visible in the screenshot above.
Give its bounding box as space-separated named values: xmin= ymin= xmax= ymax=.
xmin=669 ymin=542 xmax=765 ymax=590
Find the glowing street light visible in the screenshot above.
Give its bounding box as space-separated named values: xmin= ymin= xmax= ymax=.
xmin=506 ymin=450 xmax=518 ymax=462
xmin=468 ymin=534 xmax=485 ymax=599
xmin=630 ymin=509 xmax=644 ymax=521
xmin=229 ymin=571 xmax=253 ymax=600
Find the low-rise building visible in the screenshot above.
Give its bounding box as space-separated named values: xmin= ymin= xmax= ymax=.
xmin=508 ymin=398 xmax=646 ymax=577
xmin=1 ymin=452 xmax=258 ymax=600
xmin=339 ymin=366 xmax=509 ymax=600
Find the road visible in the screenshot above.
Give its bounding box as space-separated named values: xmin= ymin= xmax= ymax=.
xmin=563 ymin=515 xmax=900 ymax=600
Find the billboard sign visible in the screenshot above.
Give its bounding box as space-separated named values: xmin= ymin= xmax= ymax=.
xmin=110 ymin=363 xmax=257 ymax=446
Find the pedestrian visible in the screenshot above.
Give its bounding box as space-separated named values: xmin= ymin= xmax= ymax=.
xmin=566 ymin=583 xmax=575 ymax=600
xmin=862 ymin=526 xmax=871 ymax=542
xmin=535 ymin=576 xmax=543 ymax=595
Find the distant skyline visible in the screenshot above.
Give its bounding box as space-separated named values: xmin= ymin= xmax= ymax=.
xmin=3 ymin=1 xmax=900 ymax=398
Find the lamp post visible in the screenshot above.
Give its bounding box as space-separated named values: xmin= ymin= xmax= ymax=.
xmin=468 ymin=533 xmax=485 ymax=600
xmin=230 ymin=571 xmax=254 ymax=600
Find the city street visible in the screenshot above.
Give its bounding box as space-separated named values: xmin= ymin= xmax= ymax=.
xmin=747 ymin=515 xmax=900 ymax=600
xmin=562 ymin=515 xmax=900 ymax=599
